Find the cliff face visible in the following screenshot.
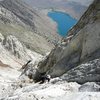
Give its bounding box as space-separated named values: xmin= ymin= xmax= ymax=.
xmin=0 ymin=0 xmax=60 ymax=54
xmin=34 ymin=0 xmax=100 ymax=83
xmin=0 ymin=32 xmax=42 ymax=67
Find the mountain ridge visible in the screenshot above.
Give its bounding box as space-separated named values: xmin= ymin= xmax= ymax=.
xmin=23 ymin=0 xmax=93 ymax=19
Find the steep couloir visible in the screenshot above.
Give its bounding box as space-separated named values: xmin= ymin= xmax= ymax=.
xmin=34 ymin=0 xmax=100 ymax=83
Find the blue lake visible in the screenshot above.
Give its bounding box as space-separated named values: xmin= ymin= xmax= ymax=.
xmin=48 ymin=11 xmax=77 ymax=36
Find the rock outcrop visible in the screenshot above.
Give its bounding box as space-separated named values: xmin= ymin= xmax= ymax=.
xmin=34 ymin=0 xmax=100 ymax=83
xmin=1 ymin=34 xmax=42 ymax=62
xmin=0 ymin=32 xmax=42 ymax=71
xmin=61 ymin=59 xmax=100 ymax=84
xmin=79 ymin=82 xmax=100 ymax=92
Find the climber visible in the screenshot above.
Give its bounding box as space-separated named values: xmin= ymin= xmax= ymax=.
xmin=19 ymin=60 xmax=32 ymax=77
xmin=39 ymin=75 xmax=51 ymax=84
xmin=21 ymin=60 xmax=32 ymax=70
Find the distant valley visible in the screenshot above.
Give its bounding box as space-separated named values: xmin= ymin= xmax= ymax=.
xmin=23 ymin=0 xmax=94 ymax=19
xmin=0 ymin=0 xmax=61 ymax=54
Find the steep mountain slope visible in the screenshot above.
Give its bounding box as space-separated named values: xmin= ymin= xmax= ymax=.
xmin=34 ymin=0 xmax=100 ymax=83
xmin=0 ymin=0 xmax=100 ymax=100
xmin=0 ymin=0 xmax=60 ymax=54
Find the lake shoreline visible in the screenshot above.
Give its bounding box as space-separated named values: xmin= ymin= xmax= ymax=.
xmin=48 ymin=11 xmax=77 ymax=36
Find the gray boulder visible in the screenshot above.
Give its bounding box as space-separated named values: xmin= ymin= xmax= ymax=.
xmin=79 ymin=82 xmax=100 ymax=92
xmin=61 ymin=59 xmax=100 ymax=84
xmin=2 ymin=35 xmax=30 ymax=60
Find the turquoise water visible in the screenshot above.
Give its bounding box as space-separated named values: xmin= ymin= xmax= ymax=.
xmin=48 ymin=11 xmax=77 ymax=36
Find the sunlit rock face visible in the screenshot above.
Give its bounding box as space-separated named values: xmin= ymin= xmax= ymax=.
xmin=0 ymin=33 xmax=42 ymax=99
